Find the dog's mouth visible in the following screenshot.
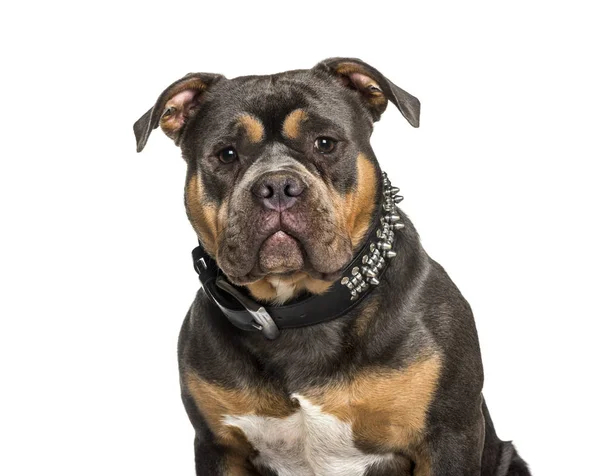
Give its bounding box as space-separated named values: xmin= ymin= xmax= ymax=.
xmin=221 ymin=221 xmax=353 ymax=286
xmin=258 ymin=231 xmax=304 ymax=274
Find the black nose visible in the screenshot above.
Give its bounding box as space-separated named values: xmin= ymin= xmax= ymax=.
xmin=251 ymin=172 xmax=306 ymax=211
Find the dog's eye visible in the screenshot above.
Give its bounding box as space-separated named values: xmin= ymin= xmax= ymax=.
xmin=217 ymin=146 xmax=238 ymax=164
xmin=314 ymin=137 xmax=337 ymax=154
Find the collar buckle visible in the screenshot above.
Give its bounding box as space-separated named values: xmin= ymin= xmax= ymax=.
xmin=247 ymin=307 xmax=280 ymax=340
xmin=216 ymin=277 xmax=280 ymax=340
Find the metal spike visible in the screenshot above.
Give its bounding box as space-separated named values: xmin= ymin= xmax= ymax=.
xmin=342 ymin=171 xmax=402 ymax=297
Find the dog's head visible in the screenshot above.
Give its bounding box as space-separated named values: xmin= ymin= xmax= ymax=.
xmin=134 ymin=58 xmax=419 ymax=303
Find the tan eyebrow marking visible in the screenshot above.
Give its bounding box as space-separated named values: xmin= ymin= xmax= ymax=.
xmin=237 ymin=114 xmax=265 ymax=143
xmin=282 ymin=109 xmax=309 ymax=139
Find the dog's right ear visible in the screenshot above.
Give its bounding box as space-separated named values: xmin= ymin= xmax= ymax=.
xmin=133 ymin=73 xmax=224 ymax=152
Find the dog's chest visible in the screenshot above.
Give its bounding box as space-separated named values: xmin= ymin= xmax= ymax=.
xmin=186 ymin=355 xmax=440 ymax=476
xmin=224 ymin=393 xmax=393 ymax=476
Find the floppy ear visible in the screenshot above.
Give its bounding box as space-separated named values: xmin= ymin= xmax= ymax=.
xmin=133 ymin=72 xmax=224 ymax=152
xmin=314 ymin=57 xmax=420 ymax=127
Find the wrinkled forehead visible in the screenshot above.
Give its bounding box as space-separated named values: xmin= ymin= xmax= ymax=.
xmin=196 ymin=71 xmax=368 ymax=139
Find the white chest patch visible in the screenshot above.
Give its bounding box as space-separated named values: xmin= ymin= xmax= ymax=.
xmin=223 ymin=393 xmax=393 ymax=476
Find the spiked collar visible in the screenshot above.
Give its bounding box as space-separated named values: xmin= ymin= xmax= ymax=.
xmin=191 ymin=172 xmax=404 ymax=340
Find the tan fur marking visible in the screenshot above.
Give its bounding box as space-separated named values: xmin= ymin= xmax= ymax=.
xmin=238 ymin=114 xmax=265 ymax=143
xmin=185 ymin=174 xmax=219 ymax=255
xmin=335 ymin=62 xmax=368 ymax=76
xmin=223 ymin=441 xmax=261 ymax=476
xmin=413 ymin=446 xmax=432 ymax=476
xmin=303 ymin=276 xmax=334 ymax=295
xmin=282 ymin=109 xmax=308 ymax=139
xmin=304 ymin=354 xmax=442 ymax=455
xmin=184 ymin=371 xmax=298 ymax=474
xmin=170 ymin=78 xmax=208 ymax=96
xmin=245 ymin=278 xmax=278 ymax=302
xmin=184 ymin=370 xmax=297 ymax=470
xmin=335 ymin=63 xmax=387 ymax=109
xmin=343 ymin=153 xmax=377 ymax=248
xmin=159 ymin=114 xmax=180 ymax=138
xmin=159 ymin=78 xmax=208 ymax=138
xmin=246 ymin=272 xmax=333 ymax=303
xmin=353 ymin=295 xmax=381 ymax=336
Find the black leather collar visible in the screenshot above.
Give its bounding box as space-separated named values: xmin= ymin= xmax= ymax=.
xmin=191 ymin=172 xmax=403 ymax=339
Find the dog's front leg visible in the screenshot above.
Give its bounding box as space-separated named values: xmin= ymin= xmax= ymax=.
xmin=193 ymin=436 xmax=262 ymax=476
xmin=420 ymin=412 xmax=485 ymax=476
xmin=182 ymin=392 xmax=260 ymax=476
xmin=191 ymin=432 xmax=224 ymax=475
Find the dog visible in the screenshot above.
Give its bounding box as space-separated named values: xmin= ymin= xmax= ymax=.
xmin=134 ymin=58 xmax=530 ymax=476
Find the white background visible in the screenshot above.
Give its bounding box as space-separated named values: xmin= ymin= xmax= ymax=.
xmin=1 ymin=1 xmax=598 ymax=474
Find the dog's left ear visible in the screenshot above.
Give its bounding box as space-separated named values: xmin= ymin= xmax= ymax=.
xmin=314 ymin=57 xmax=420 ymax=127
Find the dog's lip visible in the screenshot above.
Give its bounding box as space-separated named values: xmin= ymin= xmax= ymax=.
xmin=228 ymin=264 xmax=347 ymax=286
xmin=227 ymin=252 xmax=350 ymax=285
xmin=258 ymin=231 xmax=304 ymax=274
xmin=266 ymin=229 xmax=294 ymax=241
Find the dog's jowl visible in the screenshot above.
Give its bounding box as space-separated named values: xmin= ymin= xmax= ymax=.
xmin=134 ymin=58 xmax=530 ymax=476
